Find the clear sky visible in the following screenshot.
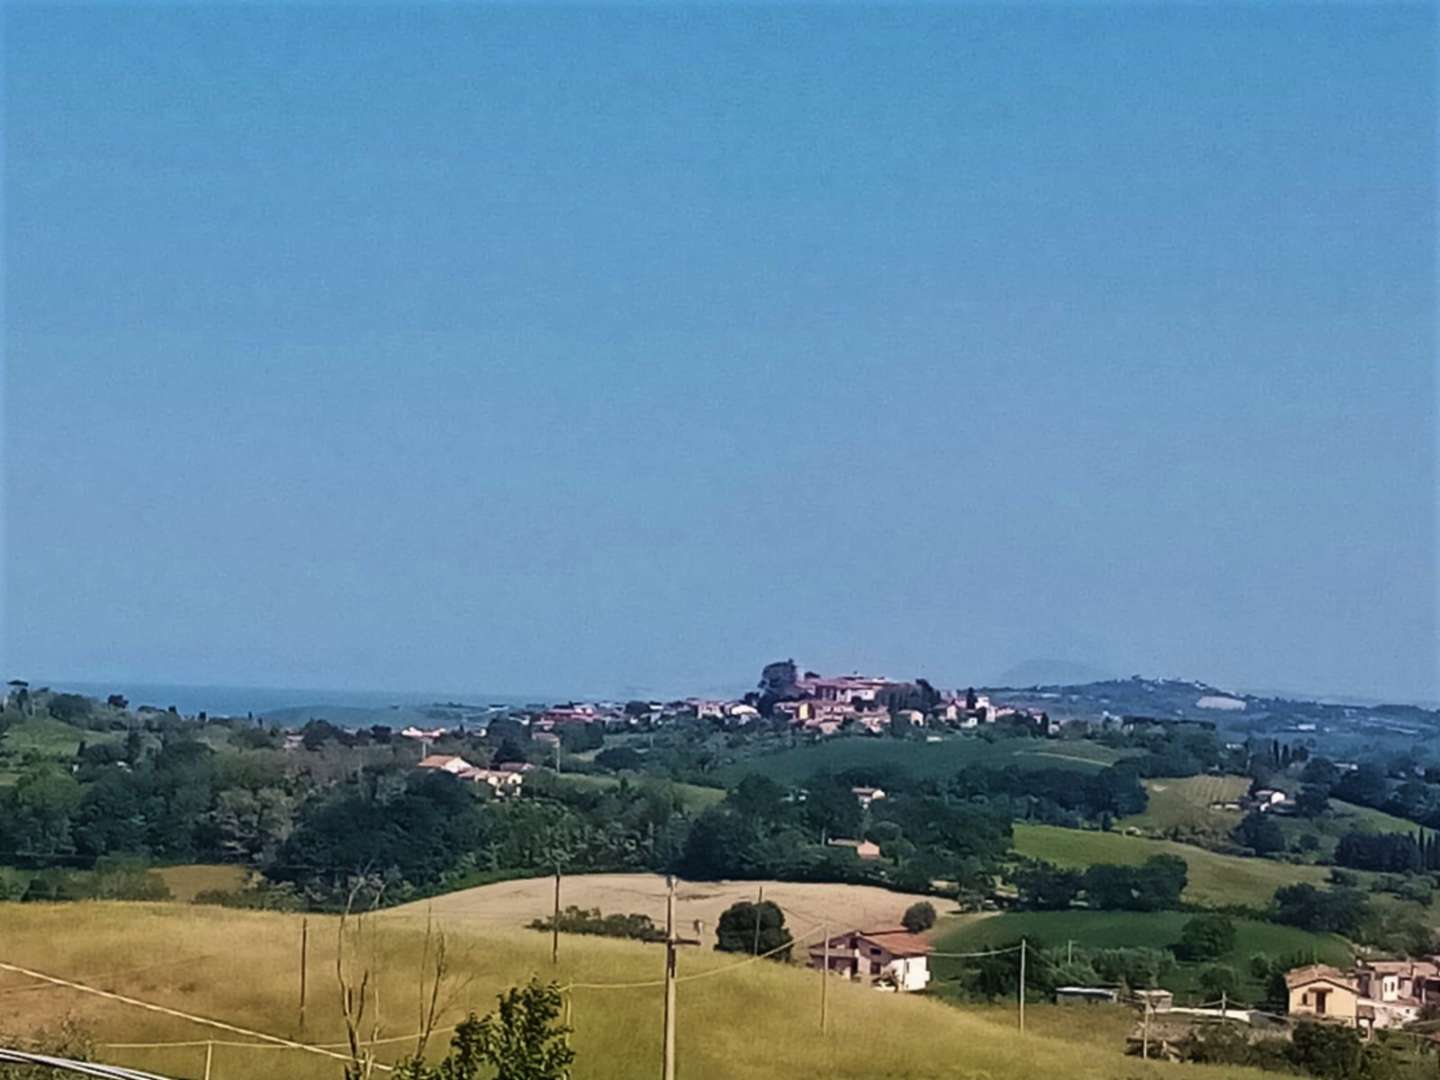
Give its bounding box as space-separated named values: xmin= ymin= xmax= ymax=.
xmin=3 ymin=3 xmax=1435 ymax=702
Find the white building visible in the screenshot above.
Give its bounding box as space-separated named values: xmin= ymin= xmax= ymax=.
xmin=809 ymin=929 xmax=932 ymax=992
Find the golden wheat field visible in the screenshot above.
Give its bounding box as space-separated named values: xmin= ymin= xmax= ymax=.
xmin=0 ymin=900 xmax=1276 ymax=1080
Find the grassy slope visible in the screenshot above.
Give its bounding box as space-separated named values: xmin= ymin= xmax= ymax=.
xmin=723 ymin=736 xmax=1129 ymax=786
xmin=1 ymin=716 xmax=122 ymax=759
xmin=550 ymin=772 xmax=725 ymax=811
xmin=154 ymin=864 xmax=251 ymax=902
xmin=1012 ymin=823 xmax=1332 ymax=908
xmin=1117 ymin=775 xmax=1250 ymax=835
xmin=931 ymin=910 xmax=1351 ymax=1002
xmin=0 ymin=902 xmax=1272 ymax=1080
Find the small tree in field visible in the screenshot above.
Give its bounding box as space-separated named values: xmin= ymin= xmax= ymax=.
xmin=715 ymin=900 xmax=792 ymax=959
xmin=902 ymin=901 xmax=936 ymax=934
xmin=395 ymin=979 xmax=573 ymax=1080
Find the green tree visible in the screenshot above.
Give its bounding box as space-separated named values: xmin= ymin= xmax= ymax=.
xmin=1196 ymin=963 xmax=1239 ymax=1002
xmin=1176 ymin=914 xmax=1236 ymax=962
xmin=1234 ymin=811 xmax=1286 ymax=856
xmin=715 ymin=900 xmax=792 ymax=959
xmin=1012 ymin=861 xmax=1082 ymax=910
xmin=901 ymin=901 xmax=936 ymax=933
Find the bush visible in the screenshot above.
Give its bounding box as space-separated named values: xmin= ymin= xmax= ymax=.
xmin=901 ymin=901 xmax=936 ymax=933
xmin=529 ymin=905 xmax=666 ymax=943
xmin=1195 ymin=963 xmax=1239 ymax=1002
xmin=1175 ymin=914 xmax=1236 ymax=962
xmin=715 ymin=900 xmax=792 ymax=959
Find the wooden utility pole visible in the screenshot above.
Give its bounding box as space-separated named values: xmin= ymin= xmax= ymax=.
xmin=820 ymin=925 xmax=830 ymax=1034
xmin=1018 ymin=938 xmax=1027 ymax=1033
xmin=657 ymin=876 xmax=699 ymax=1080
xmin=298 ymin=917 xmax=309 ymax=1032
xmin=663 ymin=877 xmax=677 ymax=1080
xmin=552 ymin=867 xmax=562 ymax=965
xmin=1220 ymin=991 xmax=1227 ymax=1021
xmin=1142 ymin=998 xmax=1151 ymax=1060
xmin=1066 ymin=939 xmax=1074 ymax=964
xmin=752 ymin=886 xmax=764 ymax=958
xmin=203 ymin=1040 xmax=214 ymax=1080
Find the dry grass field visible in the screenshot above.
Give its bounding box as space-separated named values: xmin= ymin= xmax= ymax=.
xmin=0 ymin=900 xmax=1275 ymax=1080
xmin=389 ymin=873 xmax=944 ymax=947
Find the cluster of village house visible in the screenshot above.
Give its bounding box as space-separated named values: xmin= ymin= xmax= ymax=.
xmin=395 ymin=670 xmax=1052 ymax=749
xmin=1285 ymin=959 xmax=1440 ymax=1034
xmin=803 ymin=942 xmax=1440 ymax=1034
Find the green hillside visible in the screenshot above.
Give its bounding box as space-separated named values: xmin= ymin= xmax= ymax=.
xmin=0 ymin=901 xmax=1270 ymax=1080
xmin=724 ymin=735 xmax=1131 ymax=786
xmin=1117 ymin=775 xmax=1250 ymax=836
xmin=1012 ymin=823 xmax=1332 ymax=908
xmin=932 ymin=910 xmax=1352 ymax=1003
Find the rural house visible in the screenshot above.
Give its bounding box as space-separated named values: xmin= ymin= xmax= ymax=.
xmin=827 ymin=838 xmax=882 ymax=860
xmin=851 ymin=786 xmax=886 ymax=809
xmin=1286 ymin=965 xmax=1362 ymax=1025
xmin=809 ymin=928 xmax=932 ymax=992
xmin=417 ymin=754 xmax=475 ymax=776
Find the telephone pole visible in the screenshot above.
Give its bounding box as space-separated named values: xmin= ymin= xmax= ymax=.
xmin=752 ymin=886 xmax=764 ymax=958
xmin=1142 ymin=997 xmax=1152 ymax=1060
xmin=552 ymin=866 xmax=562 ymax=965
xmin=820 ymin=925 xmax=831 ymax=1034
xmin=1018 ymin=938 xmax=1027 ymax=1033
xmin=298 ymin=917 xmax=309 ymax=1032
xmin=657 ymin=875 xmax=699 ymax=1080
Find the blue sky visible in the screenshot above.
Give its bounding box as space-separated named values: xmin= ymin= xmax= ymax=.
xmin=3 ymin=3 xmax=1435 ymax=702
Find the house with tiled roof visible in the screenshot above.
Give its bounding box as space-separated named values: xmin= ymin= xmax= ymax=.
xmin=809 ymin=928 xmax=932 ymax=992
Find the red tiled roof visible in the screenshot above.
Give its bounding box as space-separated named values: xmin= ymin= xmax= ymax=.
xmin=809 ymin=928 xmax=933 ymax=959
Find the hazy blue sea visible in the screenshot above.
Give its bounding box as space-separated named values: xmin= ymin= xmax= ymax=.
xmin=38 ymin=681 xmax=555 ymax=722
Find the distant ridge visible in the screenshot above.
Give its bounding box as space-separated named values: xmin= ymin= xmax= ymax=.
xmin=989 ymin=658 xmax=1115 ymax=688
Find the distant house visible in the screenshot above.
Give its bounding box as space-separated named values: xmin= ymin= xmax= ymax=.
xmin=1287 ymin=965 xmax=1362 ymax=1024
xmin=401 ymin=726 xmax=447 ymax=741
xmin=418 ymin=754 xmax=523 ymax=796
xmin=417 ymin=754 xmax=475 ymax=776
xmin=458 ymin=767 xmax=524 ymax=797
xmin=1249 ymin=789 xmax=1289 ymax=812
xmin=796 ymin=675 xmax=893 ymax=705
xmin=851 ymin=786 xmax=886 ymax=810
xmin=1134 ymin=989 xmax=1174 ymax=1013
xmin=1056 ymin=987 xmax=1119 ymax=1006
xmin=828 ymin=838 xmax=882 ymax=860
xmin=809 ymin=929 xmax=932 ymax=992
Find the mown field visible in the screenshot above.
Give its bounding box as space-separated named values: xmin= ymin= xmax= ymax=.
xmin=930 ymin=910 xmax=1352 ymax=1003
xmin=0 ymin=902 xmax=1274 ymax=1080
xmin=386 ymin=873 xmax=940 ymax=948
xmin=723 ymin=735 xmax=1131 ymax=786
xmin=1012 ymin=823 xmax=1332 ymax=908
xmin=1117 ymin=775 xmax=1250 ymax=836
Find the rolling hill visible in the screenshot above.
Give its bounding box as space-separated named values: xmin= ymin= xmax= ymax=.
xmin=0 ymin=900 xmax=1272 ymax=1080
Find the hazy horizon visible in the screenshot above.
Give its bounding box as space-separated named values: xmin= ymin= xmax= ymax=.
xmin=4 ymin=4 xmax=1436 ymax=703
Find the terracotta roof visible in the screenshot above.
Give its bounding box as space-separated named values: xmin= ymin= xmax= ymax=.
xmin=1363 ymin=960 xmax=1440 ymax=976
xmin=418 ymin=754 xmax=467 ymax=769
xmin=1286 ymin=964 xmax=1356 ymax=991
xmin=809 ymin=928 xmax=933 ymax=959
